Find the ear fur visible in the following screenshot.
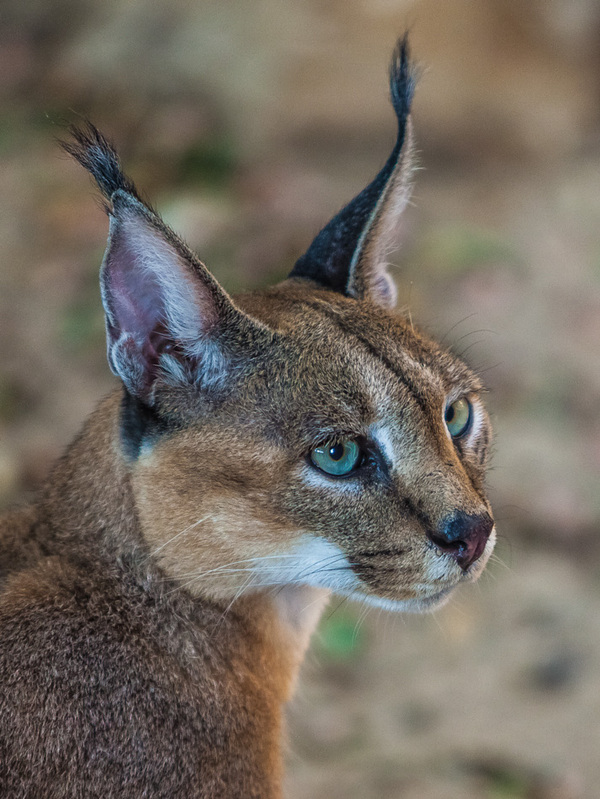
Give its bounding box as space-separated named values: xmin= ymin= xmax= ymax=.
xmin=290 ymin=36 xmax=417 ymax=308
xmin=63 ymin=123 xmax=268 ymax=403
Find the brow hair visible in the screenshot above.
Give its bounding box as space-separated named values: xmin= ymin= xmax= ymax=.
xmin=291 ymin=295 xmax=436 ymax=423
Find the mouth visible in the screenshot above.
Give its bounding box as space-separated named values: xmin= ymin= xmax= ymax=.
xmin=268 ymin=532 xmax=495 ymax=614
xmin=347 ymin=532 xmax=497 ymax=612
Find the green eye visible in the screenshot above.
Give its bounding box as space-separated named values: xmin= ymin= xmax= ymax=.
xmin=310 ymin=439 xmax=361 ymax=476
xmin=445 ymin=397 xmax=472 ymax=438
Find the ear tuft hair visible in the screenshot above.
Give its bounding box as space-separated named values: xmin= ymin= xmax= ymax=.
xmin=61 ymin=122 xmax=142 ymax=204
xmin=389 ymin=35 xmax=416 ymax=148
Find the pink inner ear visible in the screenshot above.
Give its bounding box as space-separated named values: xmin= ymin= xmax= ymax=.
xmin=100 ymin=205 xmax=212 ymax=397
xmin=99 ymin=194 xmax=248 ymax=400
xmin=103 ymin=203 xmax=221 ymax=349
xmin=370 ymin=271 xmax=397 ymax=309
xmin=108 ymin=232 xmax=166 ymax=352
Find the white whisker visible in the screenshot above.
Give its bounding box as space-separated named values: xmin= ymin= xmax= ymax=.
xmin=211 ymin=573 xmax=259 ymax=632
xmin=145 ymin=514 xmax=212 ymax=561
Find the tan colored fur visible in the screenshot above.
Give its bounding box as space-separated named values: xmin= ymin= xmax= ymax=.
xmin=133 ymin=285 xmax=493 ymax=610
xmin=0 ymin=43 xmax=494 ymax=797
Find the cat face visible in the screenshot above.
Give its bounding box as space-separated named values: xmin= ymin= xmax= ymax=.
xmin=65 ymin=38 xmax=494 ymax=611
xmin=131 ymin=283 xmax=494 ymax=610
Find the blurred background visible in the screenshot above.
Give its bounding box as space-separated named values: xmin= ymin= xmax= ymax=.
xmin=1 ymin=1 xmax=599 ymax=796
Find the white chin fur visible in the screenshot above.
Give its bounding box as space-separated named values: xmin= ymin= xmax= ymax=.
xmin=337 ymin=585 xmax=456 ymax=614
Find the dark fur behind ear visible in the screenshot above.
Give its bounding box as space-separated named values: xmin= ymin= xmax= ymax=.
xmin=119 ymin=390 xmax=172 ymax=461
xmin=290 ymin=35 xmax=416 ymax=299
xmin=61 ymin=122 xmax=142 ymax=205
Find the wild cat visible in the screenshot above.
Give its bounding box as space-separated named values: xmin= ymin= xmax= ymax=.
xmin=0 ymin=38 xmax=494 ymax=797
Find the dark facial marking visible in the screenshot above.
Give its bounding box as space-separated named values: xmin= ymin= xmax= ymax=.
xmin=295 ymin=297 xmax=435 ymax=423
xmin=119 ymin=389 xmax=170 ymax=460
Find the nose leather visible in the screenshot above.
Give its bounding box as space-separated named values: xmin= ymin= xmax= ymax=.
xmin=427 ymin=512 xmax=494 ymax=570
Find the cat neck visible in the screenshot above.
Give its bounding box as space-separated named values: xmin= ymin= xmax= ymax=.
xmin=36 ymin=389 xmax=328 ymax=694
xmin=38 ymin=390 xmax=141 ymax=565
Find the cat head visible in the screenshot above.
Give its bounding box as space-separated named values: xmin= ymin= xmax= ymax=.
xmin=64 ymin=37 xmax=494 ymax=611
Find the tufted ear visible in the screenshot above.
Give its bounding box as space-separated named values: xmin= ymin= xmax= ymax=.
xmin=290 ymin=36 xmax=417 ymax=309
xmin=63 ymin=124 xmax=269 ymax=405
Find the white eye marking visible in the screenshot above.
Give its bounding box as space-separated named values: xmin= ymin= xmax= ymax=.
xmin=371 ymin=423 xmax=396 ymax=469
xmin=466 ymin=398 xmax=485 ymax=442
xmin=300 ymin=464 xmax=362 ymax=493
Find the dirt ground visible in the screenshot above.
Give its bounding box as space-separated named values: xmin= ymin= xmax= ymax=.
xmin=1 ymin=2 xmax=599 ymax=796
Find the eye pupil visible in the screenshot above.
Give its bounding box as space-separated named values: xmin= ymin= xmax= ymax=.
xmin=445 ymin=406 xmax=455 ymax=424
xmin=310 ymin=439 xmax=361 ymax=476
xmin=329 ymin=443 xmax=344 ymax=461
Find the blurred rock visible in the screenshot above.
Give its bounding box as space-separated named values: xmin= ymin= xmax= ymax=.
xmin=527 ymin=650 xmax=581 ymax=692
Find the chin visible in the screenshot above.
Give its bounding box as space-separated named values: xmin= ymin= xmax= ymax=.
xmin=343 ymin=584 xmax=457 ymax=614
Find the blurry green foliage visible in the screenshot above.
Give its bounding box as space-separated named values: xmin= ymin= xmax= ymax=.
xmin=0 ymin=109 xmax=75 ymax=157
xmin=58 ymin=261 xmax=105 ymax=354
xmin=203 ymin=240 xmax=245 ymax=293
xmin=419 ymin=224 xmax=520 ymax=275
xmin=59 ymin=302 xmax=105 ymax=354
xmin=0 ymin=116 xmax=19 ymax=157
xmin=487 ymin=773 xmax=529 ymax=798
xmin=176 ymin=137 xmax=238 ymax=191
xmin=479 ymin=762 xmax=532 ymax=799
xmin=0 ymin=379 xmax=29 ymax=423
xmin=315 ymin=604 xmax=366 ymax=661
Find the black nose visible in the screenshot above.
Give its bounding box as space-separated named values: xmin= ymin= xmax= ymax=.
xmin=427 ymin=512 xmax=494 ymax=571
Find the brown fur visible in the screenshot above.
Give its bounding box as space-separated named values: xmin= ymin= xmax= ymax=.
xmin=0 ymin=397 xmax=304 ymax=797
xmin=0 ymin=41 xmax=494 ymax=798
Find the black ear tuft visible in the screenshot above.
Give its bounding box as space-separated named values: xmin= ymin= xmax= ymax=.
xmin=389 ymin=34 xmax=416 ymax=150
xmin=289 ymin=35 xmax=417 ymax=306
xmin=61 ymin=122 xmax=141 ymax=203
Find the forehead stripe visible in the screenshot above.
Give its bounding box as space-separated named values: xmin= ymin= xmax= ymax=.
xmin=298 ymin=298 xmax=434 ymax=421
